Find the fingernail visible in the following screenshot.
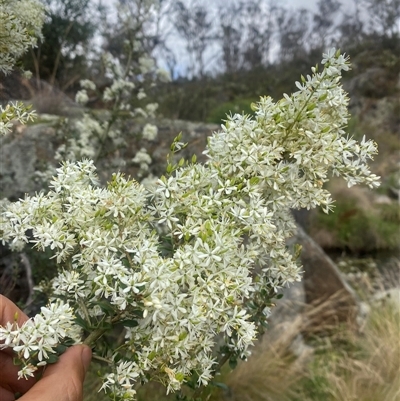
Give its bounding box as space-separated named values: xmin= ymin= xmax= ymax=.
xmin=81 ymin=345 xmax=92 ymax=373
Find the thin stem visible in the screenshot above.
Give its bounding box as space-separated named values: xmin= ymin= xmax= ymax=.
xmin=92 ymin=354 xmax=113 ymax=364
xmin=283 ymin=71 xmax=324 ymax=142
xmin=78 ymin=298 xmax=91 ymax=325
xmin=93 ymin=44 xmax=135 ymax=163
xmin=82 ymin=312 xmax=123 ymax=347
xmin=83 ymin=327 xmax=108 ymax=346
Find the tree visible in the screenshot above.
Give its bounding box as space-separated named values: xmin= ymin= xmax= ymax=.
xmin=173 ymin=1 xmax=216 ymax=77
xmin=240 ymin=0 xmax=276 ymax=69
xmin=23 ymin=0 xmax=99 ymax=90
xmin=277 ymin=7 xmax=310 ymax=61
xmin=364 ymin=0 xmax=400 ymax=38
xmin=218 ymin=2 xmax=243 ymax=74
xmin=310 ymin=0 xmax=342 ymax=51
xmin=337 ymin=0 xmax=365 ymax=47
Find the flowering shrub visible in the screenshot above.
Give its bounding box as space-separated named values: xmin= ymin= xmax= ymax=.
xmin=0 ymin=39 xmax=380 ymax=400
xmin=44 ymin=6 xmax=168 ymax=186
xmin=0 ymin=0 xmax=44 ymax=75
xmin=0 ymin=0 xmax=45 ymax=136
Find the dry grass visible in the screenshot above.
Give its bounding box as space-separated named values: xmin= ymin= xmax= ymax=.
xmin=222 ymin=315 xmax=310 ymax=401
xmin=223 ymin=291 xmax=399 ymax=401
xmin=82 ymin=289 xmax=400 ymax=401
xmin=321 ymin=301 xmax=400 ymax=401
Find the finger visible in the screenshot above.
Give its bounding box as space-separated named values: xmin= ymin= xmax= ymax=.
xmin=18 ymin=344 xmax=92 ymax=401
xmin=0 ymin=295 xmax=37 ymax=396
xmin=0 ymin=386 xmax=15 ymax=401
xmin=0 ymin=351 xmax=36 ymax=394
xmin=0 ymin=295 xmax=29 ymax=327
xmin=0 ymin=295 xmax=30 ymax=358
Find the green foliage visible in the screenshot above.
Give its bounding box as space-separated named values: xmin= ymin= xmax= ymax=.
xmin=206 ymin=98 xmax=256 ymax=124
xmin=22 ymin=0 xmax=98 ymax=89
xmin=313 ymin=199 xmax=400 ymax=253
xmin=292 ymin=375 xmax=333 ymax=401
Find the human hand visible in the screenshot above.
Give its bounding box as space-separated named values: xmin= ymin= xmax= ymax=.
xmin=0 ymin=295 xmax=92 ymax=401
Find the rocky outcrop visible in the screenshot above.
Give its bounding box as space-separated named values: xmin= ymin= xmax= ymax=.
xmin=288 ymin=225 xmax=359 ymax=330
xmin=0 ymin=118 xmax=218 ymax=199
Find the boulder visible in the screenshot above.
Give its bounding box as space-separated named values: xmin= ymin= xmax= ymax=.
xmin=286 ymin=225 xmax=359 ymax=331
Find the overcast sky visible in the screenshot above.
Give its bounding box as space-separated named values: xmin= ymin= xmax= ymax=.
xmin=285 ymin=0 xmax=319 ymax=10
xmin=161 ymin=0 xmax=329 ymax=77
xmin=107 ymin=0 xmax=355 ymax=77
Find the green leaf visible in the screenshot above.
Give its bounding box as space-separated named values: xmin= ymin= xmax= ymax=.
xmin=178 ymin=331 xmax=188 ymax=341
xmin=212 ymin=381 xmax=229 ymax=391
xmin=229 ymin=358 xmax=237 ymax=370
xmin=95 ymin=300 xmax=115 ymax=315
xmin=54 ymin=344 xmax=68 ymax=354
xmin=47 ymin=354 xmax=59 ymax=364
xmin=120 ymin=319 xmax=139 ymax=328
xmin=319 ymin=93 xmax=328 ymax=101
xmin=148 ymin=351 xmax=157 ymax=360
xmin=13 ymin=357 xmax=23 ymax=366
xmin=74 ymin=314 xmax=90 ymax=331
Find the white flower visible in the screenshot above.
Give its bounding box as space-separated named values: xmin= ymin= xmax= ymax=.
xmin=75 ymin=90 xmax=89 ymax=105
xmin=17 ymin=364 xmax=37 ymax=380
xmin=156 ymin=68 xmax=171 ymax=82
xmin=137 ymin=89 xmax=146 ymax=100
xmin=139 ymin=56 xmax=155 ymax=74
xmin=142 ymin=123 xmax=158 ymax=141
xmin=132 ymin=148 xmax=152 ymax=176
xmin=80 ymin=79 xmax=96 ymax=91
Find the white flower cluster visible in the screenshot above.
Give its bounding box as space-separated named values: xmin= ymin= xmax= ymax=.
xmin=0 ymin=159 xmax=257 ymax=396
xmin=75 ymin=90 xmax=89 ymax=106
xmin=139 ymin=56 xmax=155 ymax=74
xmin=0 ymin=0 xmax=45 ymax=75
xmin=142 ymin=123 xmax=158 ymax=141
xmin=0 ymin=50 xmax=380 ymax=399
xmin=156 ymin=68 xmax=171 ymax=83
xmin=0 ymin=301 xmax=81 ymax=379
xmin=0 ymin=101 xmax=37 ymax=136
xmin=132 ymin=147 xmax=152 ymax=177
xmin=103 ymin=78 xmax=136 ymax=103
xmin=0 ymin=1 xmax=44 ymax=136
xmin=80 ymin=79 xmax=96 ymax=91
xmin=53 ymin=19 xmax=161 ymax=167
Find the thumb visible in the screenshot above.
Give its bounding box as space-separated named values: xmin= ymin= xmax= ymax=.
xmin=19 ymin=345 xmax=92 ymax=401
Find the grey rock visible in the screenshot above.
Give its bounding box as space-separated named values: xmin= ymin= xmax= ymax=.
xmin=287 ymin=225 xmax=359 ymax=329
xmin=0 ymin=124 xmax=59 ymax=199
